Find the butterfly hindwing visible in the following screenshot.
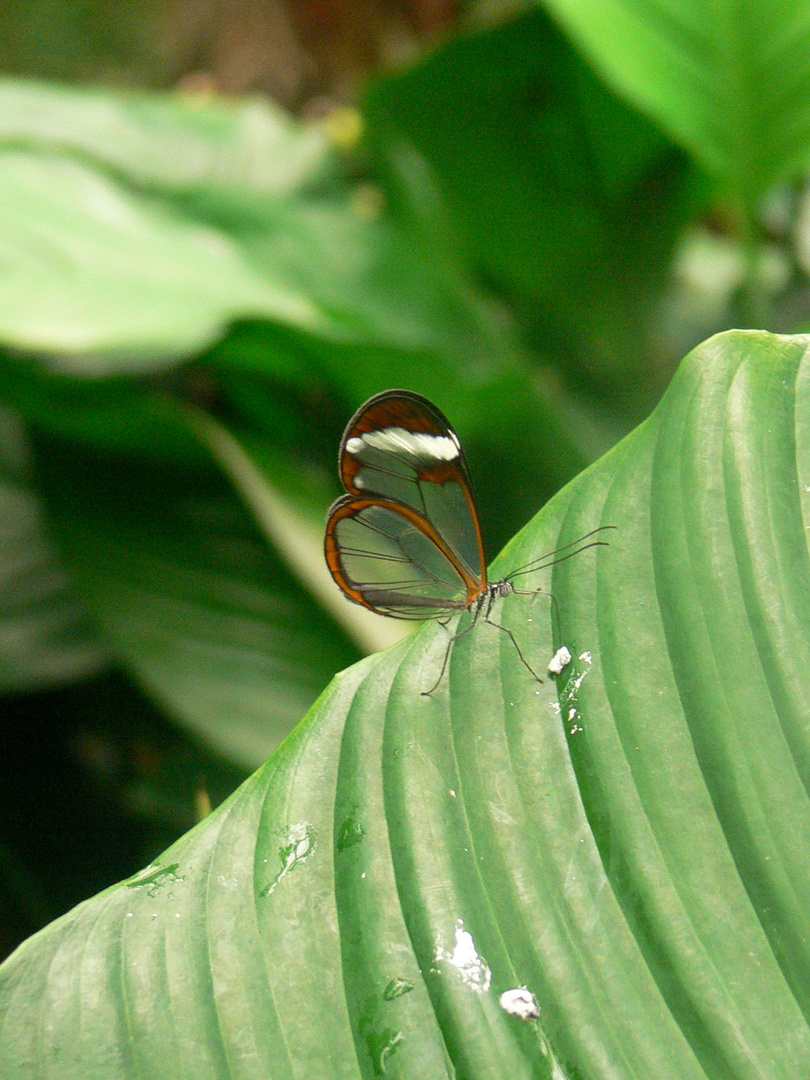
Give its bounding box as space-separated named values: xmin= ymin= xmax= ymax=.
xmin=325 ymin=495 xmax=471 ymax=619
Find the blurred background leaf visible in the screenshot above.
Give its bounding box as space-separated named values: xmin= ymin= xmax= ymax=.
xmin=0 ymin=406 xmax=106 ymax=692
xmin=32 ymin=426 xmax=362 ymax=769
xmin=2 ymin=0 xmax=810 ymax=989
xmin=542 ymin=0 xmax=810 ymax=199
xmin=364 ymin=8 xmax=706 ymax=416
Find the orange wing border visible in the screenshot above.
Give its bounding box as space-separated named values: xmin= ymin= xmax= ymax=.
xmin=324 ymin=494 xmax=483 ymax=612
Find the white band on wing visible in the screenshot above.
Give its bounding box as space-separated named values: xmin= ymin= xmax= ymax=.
xmin=346 ymin=427 xmax=460 ymax=460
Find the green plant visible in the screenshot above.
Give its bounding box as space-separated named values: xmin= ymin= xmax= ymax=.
xmin=2 ymin=331 xmax=809 ymax=1077
xmin=3 ymin=2 xmax=810 ymax=1072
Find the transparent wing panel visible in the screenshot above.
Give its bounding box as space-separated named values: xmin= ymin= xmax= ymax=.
xmin=342 ymin=434 xmax=484 ymax=586
xmin=419 ymin=477 xmax=482 ymax=584
xmin=331 ymin=503 xmax=469 ymax=619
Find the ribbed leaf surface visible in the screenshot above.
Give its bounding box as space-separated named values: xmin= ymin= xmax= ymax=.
xmin=1 ymin=330 xmax=809 ymax=1077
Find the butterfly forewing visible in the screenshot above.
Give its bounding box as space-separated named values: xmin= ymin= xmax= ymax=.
xmin=325 ymin=390 xmax=488 ymax=620
xmin=337 ymin=390 xmax=486 ymax=590
xmin=325 ymin=496 xmax=471 ymax=619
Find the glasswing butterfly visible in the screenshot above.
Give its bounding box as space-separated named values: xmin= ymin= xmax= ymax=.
xmin=324 ymin=389 xmax=612 ymax=694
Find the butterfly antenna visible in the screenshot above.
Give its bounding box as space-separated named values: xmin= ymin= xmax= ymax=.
xmin=507 ymin=539 xmax=610 ymax=580
xmin=506 ymin=527 xmax=616 ymax=582
xmin=505 ymin=525 xmax=615 ymax=581
xmin=421 ymin=613 xmax=481 ymax=696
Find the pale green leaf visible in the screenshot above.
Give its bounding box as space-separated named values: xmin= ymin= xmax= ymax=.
xmin=542 ymin=0 xmax=810 ymax=197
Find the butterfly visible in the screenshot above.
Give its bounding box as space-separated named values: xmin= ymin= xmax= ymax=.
xmin=324 ymin=389 xmax=612 ymax=694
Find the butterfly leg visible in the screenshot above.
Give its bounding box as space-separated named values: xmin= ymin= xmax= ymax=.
xmin=483 ymin=613 xmax=544 ymax=684
xmin=421 ymin=607 xmax=483 ymax=696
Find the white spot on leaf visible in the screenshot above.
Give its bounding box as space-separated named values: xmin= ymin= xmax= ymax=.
xmin=499 ymin=987 xmax=540 ymax=1021
xmin=259 ymin=822 xmax=316 ymax=897
xmin=435 ymin=922 xmax=491 ymax=991
xmin=547 ymin=645 xmax=572 ymax=676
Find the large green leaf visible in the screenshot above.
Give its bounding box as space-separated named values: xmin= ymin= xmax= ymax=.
xmin=2 ymin=329 xmax=808 ymax=1076
xmin=0 ymin=77 xmax=531 ymax=381
xmin=0 ymin=149 xmax=328 ymax=367
xmin=541 ymin=0 xmax=810 ymax=199
xmin=0 ymin=77 xmax=334 ymax=200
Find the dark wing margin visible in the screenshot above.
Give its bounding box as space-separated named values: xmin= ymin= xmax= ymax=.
xmin=324 ymin=495 xmax=480 ymax=619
